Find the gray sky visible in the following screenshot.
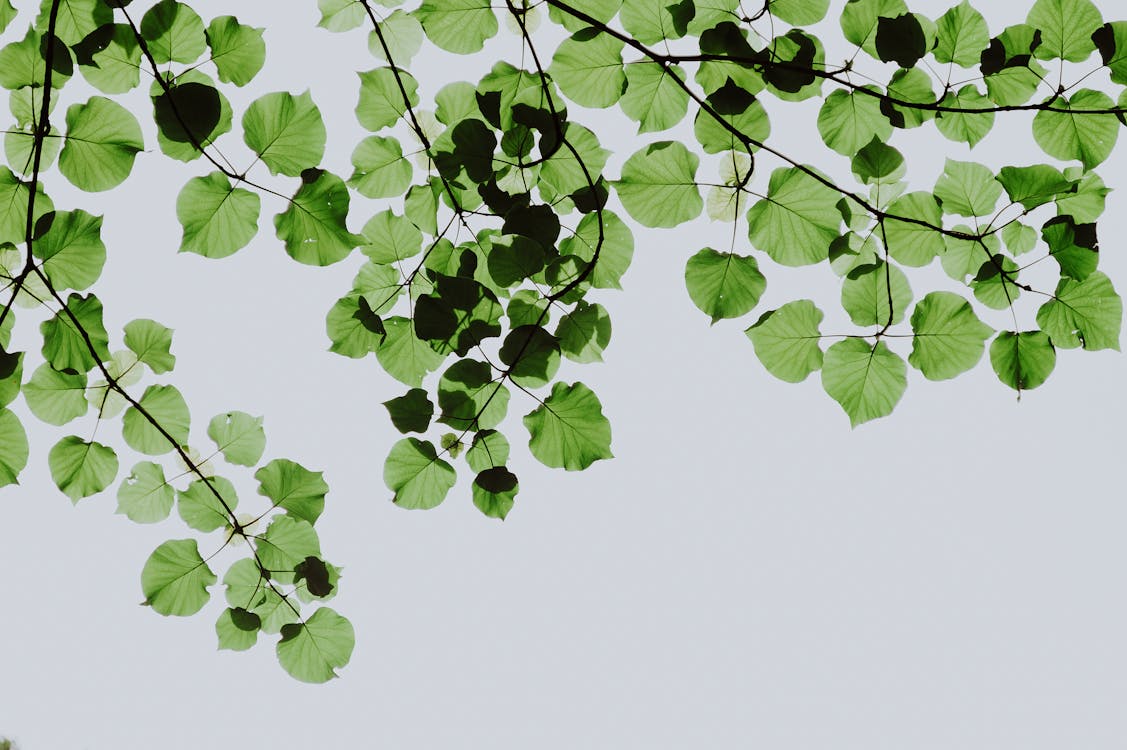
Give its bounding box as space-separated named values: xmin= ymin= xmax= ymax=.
xmin=3 ymin=0 xmax=1127 ymax=747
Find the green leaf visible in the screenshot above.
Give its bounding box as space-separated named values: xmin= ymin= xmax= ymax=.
xmin=348 ymin=136 xmax=413 ymax=199
xmin=821 ymin=339 xmax=907 ymax=427
xmin=436 ymin=359 xmax=509 ymax=429
xmin=934 ymin=0 xmax=989 ymax=67
xmin=684 ymin=248 xmax=766 ymax=324
xmin=620 ymin=60 xmax=689 ymax=133
xmin=151 ymin=76 xmax=228 ymax=157
xmin=0 ymin=167 xmax=52 ymax=244
xmin=817 ymin=87 xmax=892 ymax=156
xmin=32 ymin=209 xmax=105 ymax=291
xmin=116 ymin=461 xmax=175 ymax=524
xmin=0 ymin=27 xmax=71 ymax=91
xmin=216 ymin=607 xmax=260 ymax=652
xmin=48 ymin=435 xmax=117 ymax=502
xmin=935 ymin=86 xmax=994 ymax=147
xmin=76 ymin=24 xmax=142 ymax=94
xmin=276 ymin=607 xmax=354 ymax=683
xmin=375 ymin=316 xmax=445 ymax=387
xmin=840 ymin=0 xmax=909 ymax=57
xmin=368 ymin=9 xmax=425 ymax=64
xmin=0 ymin=407 xmax=27 ymax=488
xmin=1031 ymin=89 xmax=1119 ymax=170
xmin=415 ymin=0 xmax=498 ymax=53
xmin=140 ymin=0 xmax=206 ymax=63
xmin=472 ymin=467 xmax=518 ymax=520
xmin=205 ymin=16 xmax=265 ymax=86
xmin=550 ymin=30 xmax=625 ymax=108
xmin=997 ymin=165 xmax=1073 ymax=211
xmin=122 ymin=384 xmax=190 ymax=455
xmin=383 ymin=388 xmax=434 ymax=434
xmin=990 ymin=331 xmax=1056 ymax=391
xmin=934 ymin=159 xmax=1001 ymax=217
xmin=0 ymin=345 xmax=21 ymax=408
xmin=275 ymin=169 xmax=363 ymax=266
xmin=317 ymin=0 xmax=365 ymax=31
xmin=256 ymin=515 xmax=321 ymax=582
xmin=558 ymin=211 xmax=634 ymax=290
xmin=177 ymin=476 xmax=238 ymax=533
xmin=384 ymin=437 xmax=457 ymax=509
xmin=1027 ymin=0 xmax=1101 ymax=61
xmin=615 ymin=141 xmax=702 ymax=228
xmin=971 ymin=254 xmax=1022 ymax=310
xmin=556 ymin=301 xmax=611 ymax=363
xmin=356 ymin=66 xmax=418 ymax=131
xmin=256 ymin=459 xmax=328 ymax=525
xmin=1094 ymin=21 xmax=1127 ymax=84
xmin=523 ymin=382 xmax=613 ymax=471
xmin=466 ymin=429 xmax=510 ymax=472
xmin=23 ymin=363 xmax=87 ymax=425
xmin=242 ymin=91 xmax=326 ymax=176
xmin=360 ymin=210 xmax=422 ymax=264
xmin=883 ymin=192 xmax=944 ymax=266
xmin=59 ymin=96 xmax=143 ymax=192
xmin=176 ymin=172 xmax=261 ymax=258
xmin=840 ymin=260 xmax=912 ymax=327
xmin=123 ymin=319 xmax=176 ymax=374
xmin=40 ymin=293 xmax=110 ymax=374
xmin=771 ymin=0 xmax=829 ymax=25
xmin=39 ymin=0 xmax=111 ymax=46
xmin=141 ymin=539 xmax=216 ymax=616
xmin=1036 ymin=271 xmax=1122 ymax=350
xmin=0 ymin=0 xmax=16 ymax=35
xmin=851 ymin=138 xmax=905 ymax=185
xmin=747 ymin=167 xmax=841 ymax=266
xmin=745 ymin=300 xmax=824 ymax=383
xmin=207 ymin=411 xmax=266 ymax=466
xmin=908 ymin=291 xmax=993 ymax=380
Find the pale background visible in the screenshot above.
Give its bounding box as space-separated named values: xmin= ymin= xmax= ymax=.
xmin=2 ymin=0 xmax=1126 ymax=747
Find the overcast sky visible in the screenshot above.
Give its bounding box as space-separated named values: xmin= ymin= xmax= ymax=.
xmin=3 ymin=0 xmax=1127 ymax=747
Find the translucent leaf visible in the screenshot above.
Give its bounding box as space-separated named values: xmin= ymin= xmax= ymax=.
xmin=817 ymin=87 xmax=891 ymax=155
xmin=360 ymin=210 xmax=422 ymax=264
xmin=0 ymin=0 xmax=15 ymax=35
xmin=684 ymin=248 xmax=766 ymax=324
xmin=821 ymin=339 xmax=906 ymax=426
xmin=840 ymin=260 xmax=912 ymax=327
xmin=745 ymin=300 xmax=824 ymax=383
xmin=523 ymin=382 xmax=612 ymax=471
xmin=123 ymin=318 xmax=176 ymax=374
xmin=499 ymin=325 xmax=561 ymax=389
xmin=934 ymin=159 xmax=1001 ymax=217
xmin=556 ymin=301 xmax=611 ymax=363
xmin=368 ymin=10 xmax=425 ymax=64
xmin=549 ymin=29 xmax=625 ymax=108
xmin=620 ymin=60 xmax=688 ymax=133
xmin=908 ymin=291 xmax=993 ymax=380
xmin=275 ymin=169 xmax=363 ymax=266
xmin=1036 ymin=271 xmax=1122 ymax=350
xmin=276 ymin=607 xmax=354 ymax=683
xmin=32 ymin=209 xmax=105 ymax=291
xmin=59 ymin=96 xmax=143 ymax=192
xmin=356 ymin=66 xmax=418 ymax=131
xmin=140 ymin=0 xmax=206 ymax=63
xmin=122 ymin=384 xmax=190 ymax=456
xmin=771 ymin=0 xmax=829 ymax=25
xmin=472 ymin=466 xmax=517 ymax=520
xmin=116 ymin=461 xmax=175 ymax=523
xmin=348 ymin=135 xmax=413 ymax=198
xmin=23 ymin=363 xmax=87 ymax=425
xmin=1027 ymin=0 xmax=1101 ymax=61
xmin=1094 ymin=21 xmax=1127 ymax=85
xmin=615 ymin=141 xmax=701 ymax=228
xmin=0 ymin=27 xmax=72 ymax=91
xmin=48 ymin=435 xmax=117 ymax=502
xmin=0 ymin=167 xmax=51 ymax=244
xmin=1031 ymin=89 xmax=1118 ymax=170
xmin=256 ymin=515 xmax=321 ymax=584
xmin=76 ymin=24 xmax=141 ymax=94
xmin=466 ymin=429 xmax=510 ymax=472
xmin=216 ymin=607 xmax=260 ymax=652
xmin=934 ymin=0 xmax=989 ymax=67
xmin=176 ymin=172 xmax=261 ymax=258
xmin=256 ymin=459 xmax=329 ymax=525
xmin=38 ymin=0 xmax=111 ymax=46
xmin=178 ymin=475 xmax=238 ymax=532
xmin=0 ymin=407 xmax=27 ymax=488
xmin=436 ymin=359 xmax=509 ymax=429
xmin=998 ymin=165 xmax=1073 ymax=211
xmin=990 ymin=331 xmax=1056 ymax=390
xmin=205 ymin=16 xmax=265 ymax=86
xmin=840 ymin=0 xmax=909 ymax=57
xmin=242 ymin=91 xmax=326 ymax=176
xmin=317 ymin=0 xmax=365 ymax=31
xmin=375 ymin=316 xmax=445 ymax=386
xmin=40 ymin=293 xmax=110 ymax=374
xmin=747 ymin=167 xmax=841 ymax=266
xmin=414 ymin=0 xmax=498 ymax=53
xmin=141 ymin=539 xmax=216 ymax=616
xmin=384 ymin=437 xmax=457 ymax=509
xmin=207 ymin=411 xmax=265 ymax=466
xmin=935 ymin=86 xmax=994 ymax=147
xmin=0 ymin=345 xmax=21 ymax=408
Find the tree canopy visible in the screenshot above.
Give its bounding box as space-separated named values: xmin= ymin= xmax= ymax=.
xmin=0 ymin=0 xmax=1124 ymax=681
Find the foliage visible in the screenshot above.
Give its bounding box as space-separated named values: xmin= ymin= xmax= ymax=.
xmin=0 ymin=0 xmax=1125 ymax=681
